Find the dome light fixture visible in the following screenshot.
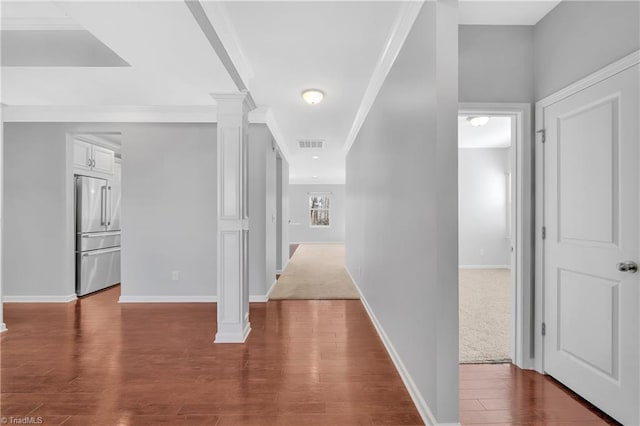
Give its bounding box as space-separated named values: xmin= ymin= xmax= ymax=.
xmin=302 ymin=89 xmax=324 ymax=105
xmin=467 ymin=116 xmax=490 ymax=127
xmin=312 ymin=155 xmax=320 ymax=160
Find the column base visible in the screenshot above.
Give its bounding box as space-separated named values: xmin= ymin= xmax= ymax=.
xmin=214 ymin=322 xmax=251 ymax=343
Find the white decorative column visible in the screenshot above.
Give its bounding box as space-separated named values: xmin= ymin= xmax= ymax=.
xmin=213 ymin=93 xmax=251 ymax=343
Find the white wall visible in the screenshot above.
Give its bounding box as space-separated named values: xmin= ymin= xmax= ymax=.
xmin=289 ymin=184 xmax=345 ymax=243
xmin=346 ymin=2 xmax=459 ymax=423
xmin=119 ymin=124 xmax=217 ymax=301
xmin=533 ymin=1 xmax=640 ymax=101
xmin=248 ymin=124 xmax=277 ymax=298
xmin=3 ymin=122 xmax=219 ymax=301
xmin=459 ymin=148 xmax=510 ymax=267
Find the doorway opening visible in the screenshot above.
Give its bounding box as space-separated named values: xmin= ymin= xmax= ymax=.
xmin=458 ymin=103 xmax=533 ymax=369
xmin=458 ymin=114 xmax=514 ymax=363
xmin=68 ymin=132 xmax=122 ymax=302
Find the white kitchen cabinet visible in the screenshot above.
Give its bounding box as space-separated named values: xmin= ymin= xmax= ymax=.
xmin=92 ymin=145 xmax=115 ymax=175
xmin=73 ymin=140 xmax=93 ymax=171
xmin=73 ymin=139 xmax=115 ymax=175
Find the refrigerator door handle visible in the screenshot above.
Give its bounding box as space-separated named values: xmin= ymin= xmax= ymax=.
xmin=108 ymin=186 xmax=112 ymax=226
xmin=100 ymin=186 xmax=107 ymax=226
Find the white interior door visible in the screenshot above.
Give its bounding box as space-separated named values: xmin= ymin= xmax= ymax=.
xmin=543 ymin=64 xmax=639 ymax=424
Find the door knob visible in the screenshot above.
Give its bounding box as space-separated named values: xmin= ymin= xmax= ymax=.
xmin=617 ymin=261 xmax=638 ymax=273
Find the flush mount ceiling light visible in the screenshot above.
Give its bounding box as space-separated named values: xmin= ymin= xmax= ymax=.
xmin=467 ymin=116 xmax=490 ymax=127
xmin=312 ymin=155 xmax=320 ymax=160
xmin=302 ymin=89 xmax=324 ymax=105
xmin=312 ymin=176 xmax=319 ymax=179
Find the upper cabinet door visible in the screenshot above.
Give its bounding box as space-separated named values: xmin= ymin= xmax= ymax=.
xmin=73 ymin=140 xmax=93 ymax=171
xmin=92 ymin=145 xmax=115 ymax=175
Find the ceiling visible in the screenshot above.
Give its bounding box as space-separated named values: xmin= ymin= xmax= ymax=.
xmin=458 ymin=116 xmax=511 ymax=149
xmin=1 ymin=1 xmax=560 ymax=183
xmin=221 ymin=1 xmax=403 ymax=184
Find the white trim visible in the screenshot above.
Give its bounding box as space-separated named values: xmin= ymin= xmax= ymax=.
xmin=534 ymin=49 xmax=640 ymax=377
xmin=248 ymin=107 xmax=292 ymax=165
xmin=3 ymin=294 xmax=77 ymax=303
xmin=459 ymin=102 xmax=533 ymax=371
xmin=118 ymin=295 xmax=217 ymax=303
xmin=0 ymin=324 xmax=7 ymax=333
xmin=346 ymin=267 xmax=442 ymax=426
xmin=459 ymin=265 xmax=511 ymax=270
xmin=214 ymin=322 xmax=251 ymax=344
xmin=249 ymin=279 xmax=278 ymax=303
xmin=343 ymin=2 xmax=423 ymax=155
xmin=536 ymin=50 xmax=640 ymax=108
xmin=198 ymin=1 xmax=255 ymax=86
xmin=3 ymin=106 xmax=218 ymax=123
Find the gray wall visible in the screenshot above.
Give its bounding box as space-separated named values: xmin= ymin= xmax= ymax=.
xmin=248 ymin=124 xmax=277 ymax=297
xmin=459 ymin=148 xmax=511 ymax=267
xmin=346 ymin=2 xmax=458 ymax=422
xmin=3 ymin=122 xmax=218 ymax=300
xmin=120 ymin=124 xmax=217 ymax=299
xmin=275 ymin=155 xmax=290 ymax=272
xmin=459 ymin=25 xmax=534 ymax=103
xmin=534 ymin=1 xmax=640 ymax=100
xmin=4 ymin=123 xmax=72 ymax=297
xmin=289 ymin=184 xmax=345 ymax=243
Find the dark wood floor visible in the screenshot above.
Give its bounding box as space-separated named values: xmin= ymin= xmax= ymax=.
xmin=1 ymin=286 xmax=616 ymax=425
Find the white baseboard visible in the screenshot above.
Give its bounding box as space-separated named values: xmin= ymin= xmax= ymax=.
xmin=250 ymin=278 xmax=278 ymax=302
xmin=118 ymin=295 xmax=217 ymax=303
xmin=3 ymin=294 xmax=78 ymax=303
xmin=345 ymin=267 xmax=442 ymax=426
xmin=0 ymin=323 xmax=7 ymax=333
xmin=459 ymin=265 xmax=510 ymax=270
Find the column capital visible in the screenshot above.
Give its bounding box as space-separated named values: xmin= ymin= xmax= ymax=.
xmin=211 ymin=91 xmax=255 ymax=115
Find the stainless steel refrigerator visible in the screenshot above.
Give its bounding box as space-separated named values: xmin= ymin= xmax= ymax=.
xmin=75 ymin=175 xmax=121 ymax=296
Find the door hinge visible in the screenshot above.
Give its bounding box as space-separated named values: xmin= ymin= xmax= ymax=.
xmin=542 ymin=322 xmax=546 ymax=336
xmin=537 ymin=129 xmax=546 ymax=143
xmin=542 ymin=226 xmax=547 ymax=240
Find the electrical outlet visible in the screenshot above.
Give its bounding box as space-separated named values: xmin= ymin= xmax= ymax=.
xmin=172 ymin=270 xmax=180 ymax=281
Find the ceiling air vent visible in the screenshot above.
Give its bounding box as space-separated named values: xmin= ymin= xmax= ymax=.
xmin=298 ymin=139 xmax=324 ymax=149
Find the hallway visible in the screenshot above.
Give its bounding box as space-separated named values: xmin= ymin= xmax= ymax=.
xmin=270 ymin=244 xmax=359 ymax=300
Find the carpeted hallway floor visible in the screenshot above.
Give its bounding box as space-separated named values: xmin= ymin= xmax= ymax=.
xmin=270 ymin=244 xmax=360 ymax=300
xmin=459 ymin=268 xmax=511 ymax=363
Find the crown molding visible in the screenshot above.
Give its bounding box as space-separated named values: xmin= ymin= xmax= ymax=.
xmin=343 ymin=1 xmax=423 ymax=156
xmin=1 ymin=17 xmax=84 ymax=31
xmin=2 ymin=105 xmax=218 ymax=123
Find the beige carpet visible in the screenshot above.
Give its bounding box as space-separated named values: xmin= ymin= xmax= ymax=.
xmin=270 ymin=244 xmax=360 ymax=300
xmin=459 ymin=268 xmax=511 ymax=363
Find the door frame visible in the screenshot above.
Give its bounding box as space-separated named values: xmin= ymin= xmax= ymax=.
xmin=459 ymin=103 xmax=533 ymax=369
xmin=535 ymin=50 xmax=640 ymax=374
